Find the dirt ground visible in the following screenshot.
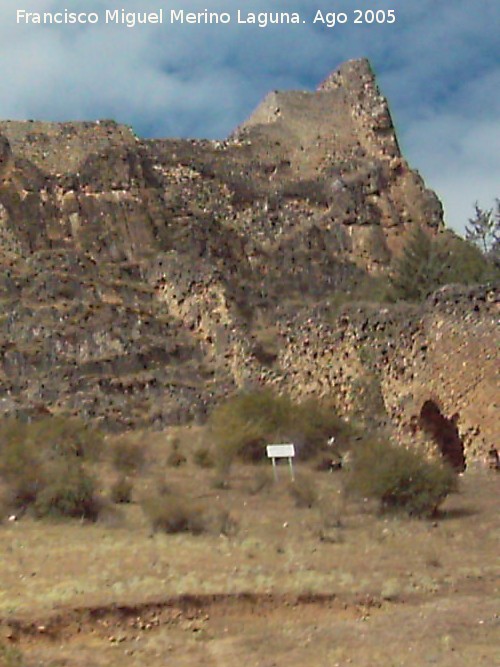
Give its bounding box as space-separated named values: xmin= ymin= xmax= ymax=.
xmin=0 ymin=456 xmax=498 ymax=667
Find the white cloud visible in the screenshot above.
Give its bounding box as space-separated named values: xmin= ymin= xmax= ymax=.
xmin=0 ymin=0 xmax=498 ymax=234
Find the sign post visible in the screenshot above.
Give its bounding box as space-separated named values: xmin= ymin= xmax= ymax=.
xmin=266 ymin=444 xmax=295 ymax=481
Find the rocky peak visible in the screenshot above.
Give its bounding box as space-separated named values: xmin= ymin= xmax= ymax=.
xmin=235 ymin=57 xmax=401 ymax=166
xmin=317 ymin=57 xmax=375 ymax=91
xmin=318 ymin=57 xmax=401 ymax=158
xmin=1 ymin=58 xmax=487 ymax=450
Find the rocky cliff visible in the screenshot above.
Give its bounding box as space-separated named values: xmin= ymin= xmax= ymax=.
xmin=0 ymin=58 xmax=496 ymax=459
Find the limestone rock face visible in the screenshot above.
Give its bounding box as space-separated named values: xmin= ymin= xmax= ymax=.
xmin=0 ymin=58 xmax=496 ymax=459
xmin=273 ymin=285 xmax=498 ymax=462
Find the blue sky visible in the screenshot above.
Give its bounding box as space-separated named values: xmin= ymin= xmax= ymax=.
xmin=1 ymin=0 xmax=499 ymax=234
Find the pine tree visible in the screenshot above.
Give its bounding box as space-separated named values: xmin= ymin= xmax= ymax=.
xmin=391 ymin=222 xmax=499 ymax=302
xmin=391 ymin=226 xmax=442 ymax=301
xmin=439 ymin=232 xmax=498 ymax=284
xmin=465 ymin=200 xmax=500 ymax=255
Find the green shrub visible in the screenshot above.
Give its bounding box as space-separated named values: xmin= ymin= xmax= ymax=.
xmin=0 ymin=417 xmax=101 ymax=520
xmin=390 ymin=226 xmax=499 ymax=302
xmin=209 ymin=389 xmax=350 ymax=473
xmin=390 ymin=226 xmax=442 ymax=301
xmin=110 ymin=476 xmax=133 ymax=504
xmin=33 ymin=460 xmax=100 ymax=520
xmin=0 ymin=435 xmax=44 ymax=510
xmin=439 ymin=232 xmax=499 ymax=284
xmin=112 ymin=440 xmax=146 ymax=474
xmin=346 ymin=440 xmax=458 ymax=517
xmin=291 ymin=398 xmax=351 ymax=459
xmin=209 ymin=389 xmax=290 ymax=470
xmin=327 ymin=273 xmax=394 ymax=316
xmin=0 ymin=420 xmax=56 ymax=510
xmin=27 ymin=415 xmax=103 ymax=461
xmin=0 ymin=415 xmax=103 ymax=463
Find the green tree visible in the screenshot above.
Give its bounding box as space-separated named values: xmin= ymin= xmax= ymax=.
xmin=390 ymin=226 xmax=442 ymax=301
xmin=391 ymin=225 xmax=498 ymax=302
xmin=465 ymin=200 xmax=499 ymax=256
xmin=444 ymin=233 xmax=498 ymax=282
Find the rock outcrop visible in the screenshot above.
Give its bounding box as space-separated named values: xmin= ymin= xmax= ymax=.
xmin=270 ymin=284 xmax=498 ymax=461
xmin=0 ymin=59 xmax=496 ymax=460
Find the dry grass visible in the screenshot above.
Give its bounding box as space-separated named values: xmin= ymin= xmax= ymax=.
xmin=287 ymin=472 xmax=318 ymax=508
xmin=246 ymin=468 xmax=274 ymax=495
xmin=0 ymin=641 xmax=25 ymax=667
xmin=0 ymin=459 xmax=493 ymax=609
xmin=0 ymin=429 xmax=497 ymax=667
xmin=111 ymin=439 xmax=146 ymax=474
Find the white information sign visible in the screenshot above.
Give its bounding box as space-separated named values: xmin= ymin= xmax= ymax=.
xmin=266 ymin=444 xmax=295 ymax=481
xmin=266 ymin=444 xmax=295 ymax=459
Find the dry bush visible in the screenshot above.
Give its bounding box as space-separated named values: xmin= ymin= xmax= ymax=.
xmin=153 ymin=475 xmax=172 ymax=497
xmin=166 ymin=450 xmax=187 ymax=467
xmin=251 ymin=326 xmax=280 ymax=366
xmin=246 ymin=468 xmax=274 ymax=495
xmin=193 ymin=447 xmax=215 ymax=469
xmin=317 ymin=497 xmax=345 ymax=542
xmin=30 ymin=415 xmax=104 ymax=461
xmin=0 ymin=417 xmax=101 ymax=520
xmin=205 ymin=508 xmax=239 ymax=536
xmin=96 ymin=501 xmax=126 ymax=529
xmin=112 ymin=440 xmax=146 ymax=474
xmin=210 ymin=473 xmax=230 ymax=490
xmin=288 ymin=473 xmax=318 ymax=508
xmin=318 ymin=491 xmax=346 ymax=529
xmin=346 ymin=439 xmax=458 ymax=518
xmin=425 ymin=552 xmax=443 ymax=569
xmin=0 ymin=487 xmax=10 ymax=523
xmin=142 ymin=493 xmax=206 ymax=535
xmin=110 ymin=476 xmax=133 ymax=504
xmin=0 ymin=435 xmax=43 ymax=510
xmin=142 ymin=486 xmax=237 ymax=536
xmin=166 ymin=437 xmax=187 ymax=468
xmin=0 ymin=415 xmax=102 ymax=464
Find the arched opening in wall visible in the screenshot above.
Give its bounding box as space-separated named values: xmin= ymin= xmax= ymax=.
xmin=419 ymin=400 xmax=466 ymax=472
